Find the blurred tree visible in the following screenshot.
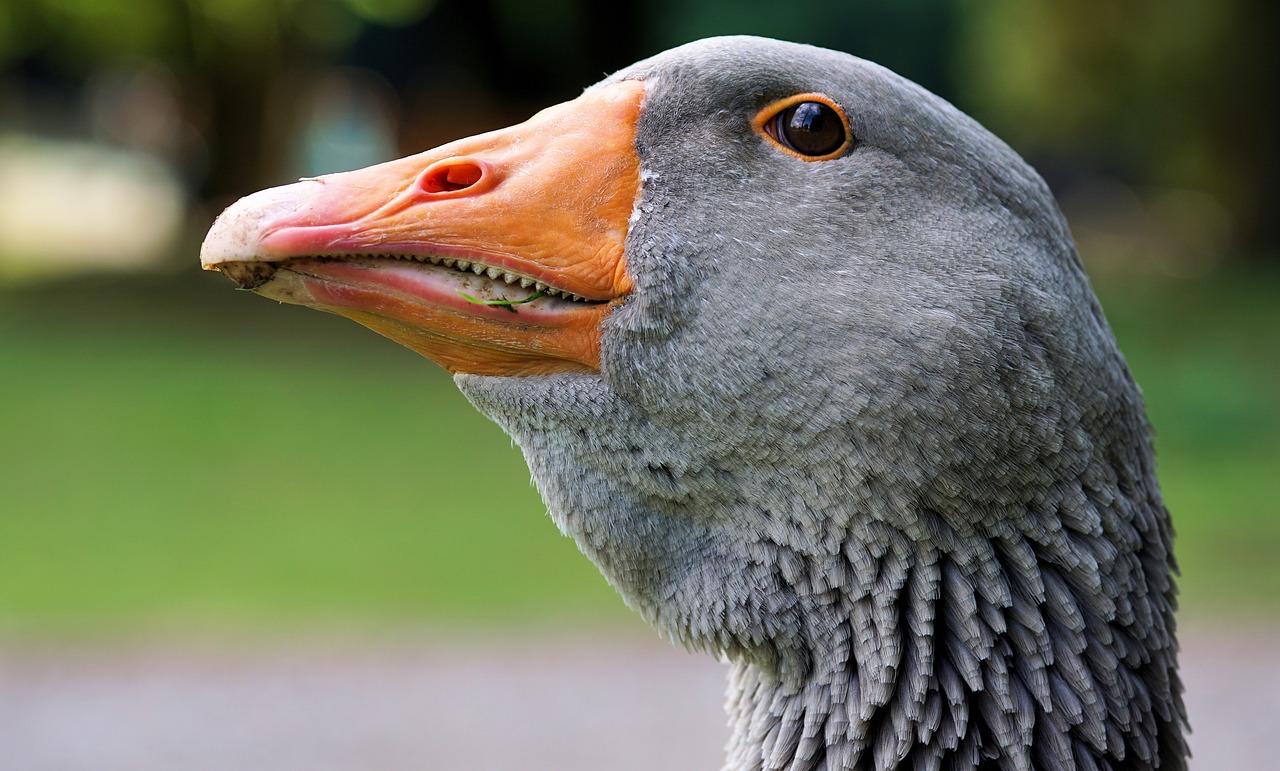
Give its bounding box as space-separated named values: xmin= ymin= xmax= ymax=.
xmin=0 ymin=0 xmax=644 ymax=202
xmin=957 ymin=0 xmax=1280 ymax=259
xmin=5 ymin=0 xmax=1272 ymax=264
xmin=0 ymin=0 xmax=436 ymax=201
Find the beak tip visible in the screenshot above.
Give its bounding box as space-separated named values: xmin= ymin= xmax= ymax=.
xmin=199 ymin=180 xmax=321 ymax=269
xmin=200 ymin=199 xmax=265 ymax=270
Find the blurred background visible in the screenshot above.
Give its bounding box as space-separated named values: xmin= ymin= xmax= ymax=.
xmin=1 ymin=1 xmax=1277 ymax=769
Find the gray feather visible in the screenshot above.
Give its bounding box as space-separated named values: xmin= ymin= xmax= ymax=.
xmin=458 ymin=35 xmax=1187 ymax=771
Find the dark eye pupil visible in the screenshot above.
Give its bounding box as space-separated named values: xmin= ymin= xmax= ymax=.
xmin=777 ymin=102 xmax=845 ymax=156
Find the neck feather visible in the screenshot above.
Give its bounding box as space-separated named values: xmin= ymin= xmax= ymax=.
xmin=456 ymin=376 xmax=1188 ymax=771
xmin=720 ymin=527 xmax=1186 ymax=771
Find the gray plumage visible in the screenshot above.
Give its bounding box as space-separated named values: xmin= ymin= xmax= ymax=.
xmin=458 ymin=37 xmax=1187 ymax=770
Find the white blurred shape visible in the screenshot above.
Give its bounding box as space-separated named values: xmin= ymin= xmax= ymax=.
xmin=0 ymin=135 xmax=185 ymax=281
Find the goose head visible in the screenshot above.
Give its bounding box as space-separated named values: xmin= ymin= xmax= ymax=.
xmin=202 ymin=36 xmax=1187 ymax=771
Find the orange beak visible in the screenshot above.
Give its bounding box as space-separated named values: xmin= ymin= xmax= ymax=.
xmin=200 ymin=80 xmax=645 ymax=376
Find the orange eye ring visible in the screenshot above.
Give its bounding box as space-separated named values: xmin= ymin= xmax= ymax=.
xmin=752 ymin=93 xmax=852 ymax=162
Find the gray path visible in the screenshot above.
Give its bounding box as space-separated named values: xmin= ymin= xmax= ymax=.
xmin=1 ymin=624 xmax=1274 ymax=770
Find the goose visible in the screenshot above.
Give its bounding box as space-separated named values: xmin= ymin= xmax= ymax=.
xmin=200 ymin=36 xmax=1188 ymax=771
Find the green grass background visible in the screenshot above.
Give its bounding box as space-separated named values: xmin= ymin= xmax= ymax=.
xmin=1 ymin=268 xmax=1277 ymax=637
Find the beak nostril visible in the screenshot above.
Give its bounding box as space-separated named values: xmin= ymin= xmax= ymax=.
xmin=445 ymin=165 xmax=482 ymax=187
xmin=417 ymin=159 xmax=488 ymax=195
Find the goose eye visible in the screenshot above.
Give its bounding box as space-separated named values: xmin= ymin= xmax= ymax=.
xmin=773 ymin=102 xmax=844 ymax=156
xmin=756 ymin=95 xmax=852 ymax=161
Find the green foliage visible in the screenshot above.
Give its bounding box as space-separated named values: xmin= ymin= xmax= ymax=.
xmin=458 ymin=289 xmax=545 ymax=312
xmin=0 ymin=270 xmax=1275 ymax=637
xmin=0 ymin=0 xmax=177 ymax=67
xmin=0 ymin=0 xmax=431 ymax=70
xmin=339 ymin=0 xmax=435 ymax=28
xmin=957 ymin=0 xmax=1278 ymax=252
